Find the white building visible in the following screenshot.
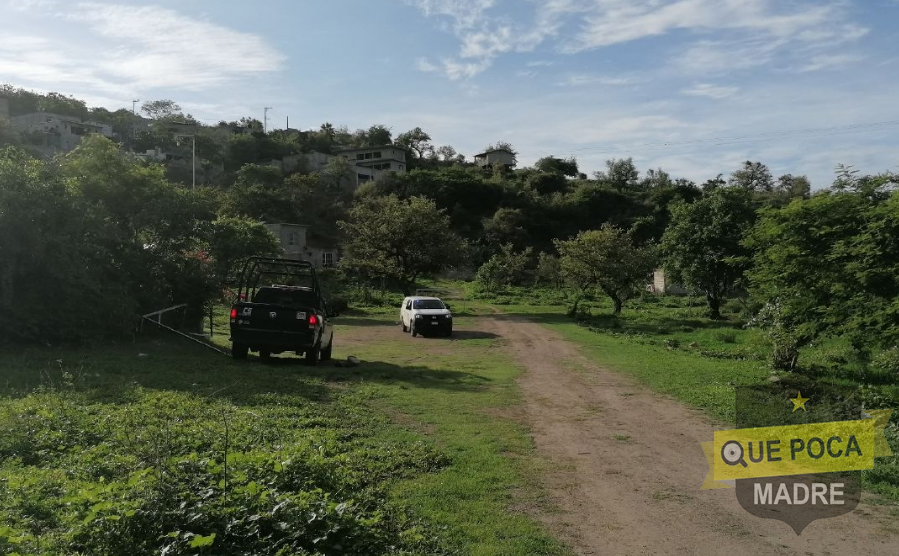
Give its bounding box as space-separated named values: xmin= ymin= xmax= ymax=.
xmin=263 ymin=223 xmax=339 ymax=269
xmin=9 ymin=112 xmax=113 ymax=153
xmin=335 ymin=145 xmax=408 ymax=187
xmin=474 ymin=148 xmax=516 ymax=169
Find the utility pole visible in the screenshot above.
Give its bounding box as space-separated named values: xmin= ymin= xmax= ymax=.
xmin=264 ymin=106 xmax=272 ymax=134
xmin=132 ymin=99 xmax=139 ymax=115
xmin=191 ymin=134 xmax=196 ymax=191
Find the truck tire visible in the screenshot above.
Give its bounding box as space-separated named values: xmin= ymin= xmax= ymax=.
xmin=232 ymin=343 xmax=249 ymax=359
xmin=306 ymin=343 xmax=320 ymax=366
xmin=321 ymin=335 xmax=333 ymax=361
xmin=402 ymin=320 xmax=408 ymax=332
xmin=445 ymin=327 xmax=453 ymax=338
xmin=411 ymin=323 xmax=418 ymax=337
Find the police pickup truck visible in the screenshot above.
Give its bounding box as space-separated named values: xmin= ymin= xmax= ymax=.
xmin=229 ymin=258 xmax=336 ymax=364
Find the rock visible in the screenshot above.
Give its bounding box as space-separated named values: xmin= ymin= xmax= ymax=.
xmin=346 ymin=356 xmax=361 ymax=367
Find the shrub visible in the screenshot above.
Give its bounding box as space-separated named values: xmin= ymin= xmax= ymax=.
xmin=872 ymin=346 xmax=899 ymax=375
xmin=715 ymin=330 xmax=738 ymax=344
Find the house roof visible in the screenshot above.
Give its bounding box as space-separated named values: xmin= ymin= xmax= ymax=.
xmin=263 ymin=222 xmax=308 ymax=228
xmin=473 ymin=148 xmax=515 ymax=158
xmin=354 ymin=157 xmax=406 ymax=167
xmin=334 ymin=144 xmax=408 ymax=154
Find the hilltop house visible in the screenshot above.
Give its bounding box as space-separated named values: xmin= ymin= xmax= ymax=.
xmin=9 ymin=112 xmax=113 ymax=154
xmin=263 ymin=223 xmax=338 ymax=269
xmin=336 ymin=145 xmax=407 ymax=186
xmin=474 ymin=148 xmax=516 ymax=169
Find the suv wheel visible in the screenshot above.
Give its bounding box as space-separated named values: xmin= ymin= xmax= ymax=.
xmin=402 ymin=320 xmax=408 ymax=332
xmin=321 ymin=336 xmax=333 ymax=361
xmin=411 ymin=322 xmax=418 ymax=337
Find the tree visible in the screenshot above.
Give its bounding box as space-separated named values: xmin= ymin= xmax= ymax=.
xmin=595 ymin=158 xmax=639 ymax=192
xmin=535 ymin=252 xmax=563 ymax=287
xmin=396 ymin=127 xmax=433 ymax=158
xmin=323 ymin=155 xmax=353 ymax=191
xmin=338 ymin=195 xmax=466 ymax=293
xmin=747 ymin=184 xmax=899 ymax=361
xmin=702 ymin=174 xmax=726 ymax=192
xmin=207 ymin=216 xmax=280 ymax=284
xmin=141 ymin=99 xmax=183 ymax=120
xmin=730 ymin=161 xmax=773 ymax=192
xmin=366 ymin=124 xmax=392 ymax=146
xmin=474 ymin=244 xmax=533 ymax=291
xmin=659 ymin=188 xmax=756 ymax=318
xmin=555 ymin=224 xmax=656 ymax=315
xmin=435 ymin=145 xmax=459 ymax=162
xmin=775 ymin=174 xmax=811 ymax=199
xmin=535 ymin=156 xmax=579 ymax=177
xmin=641 ymin=168 xmax=672 ymax=190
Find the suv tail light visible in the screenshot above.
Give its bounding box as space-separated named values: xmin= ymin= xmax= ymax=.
xmin=309 ymin=314 xmax=318 ymax=325
xmin=230 ymin=308 xmax=237 ymax=319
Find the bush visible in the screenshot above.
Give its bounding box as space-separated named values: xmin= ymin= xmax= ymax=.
xmin=872 ymin=346 xmax=899 ymax=375
xmin=715 ymin=330 xmax=738 ymax=344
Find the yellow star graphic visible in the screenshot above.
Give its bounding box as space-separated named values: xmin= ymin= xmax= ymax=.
xmin=790 ymin=391 xmax=810 ymax=412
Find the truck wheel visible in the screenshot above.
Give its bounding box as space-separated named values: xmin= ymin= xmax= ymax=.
xmin=232 ymin=343 xmax=249 ymax=359
xmin=445 ymin=327 xmax=453 ymax=338
xmin=259 ymin=349 xmax=272 ymax=362
xmin=411 ymin=322 xmax=418 ymax=337
xmin=306 ymin=344 xmax=320 ymax=366
xmin=321 ymin=336 xmax=333 ymax=361
xmin=402 ymin=320 xmax=408 ymax=332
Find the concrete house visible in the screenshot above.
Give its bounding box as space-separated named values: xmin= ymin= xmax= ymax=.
xmin=9 ymin=112 xmax=113 ymax=154
xmin=648 ymin=269 xmax=690 ymax=295
xmin=474 ymin=148 xmax=516 ymax=169
xmin=263 ymin=223 xmax=339 ymax=269
xmin=336 ymin=145 xmax=407 ymax=186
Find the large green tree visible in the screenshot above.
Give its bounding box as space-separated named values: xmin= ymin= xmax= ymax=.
xmin=659 ymin=187 xmax=756 ymax=318
xmin=338 ymin=195 xmax=465 ymax=293
xmin=555 ymin=224 xmax=656 ymax=314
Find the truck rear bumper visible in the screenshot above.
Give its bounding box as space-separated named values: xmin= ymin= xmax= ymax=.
xmin=230 ymin=327 xmax=317 ymax=351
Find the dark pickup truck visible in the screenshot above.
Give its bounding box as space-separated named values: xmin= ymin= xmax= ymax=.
xmin=229 ymin=258 xmax=335 ymax=365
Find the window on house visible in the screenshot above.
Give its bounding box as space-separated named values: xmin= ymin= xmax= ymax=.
xmin=373 ymin=151 xmax=382 ymax=158
xmin=288 ymin=231 xmax=295 ymax=246
xmin=322 ymin=252 xmax=334 ymax=267
xmin=399 ymin=164 xmax=404 ymax=170
xmin=356 ymin=154 xmax=365 ymax=160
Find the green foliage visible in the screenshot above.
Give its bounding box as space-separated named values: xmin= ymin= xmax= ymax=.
xmin=555 ymin=224 xmax=657 ymax=314
xmin=660 ymin=187 xmax=756 ymax=319
xmin=207 ymin=217 xmax=280 ymax=284
xmin=534 ymin=156 xmax=578 ymax=177
xmin=594 ymin=157 xmax=638 ymax=191
xmin=747 ymin=186 xmax=899 ymax=354
xmin=474 ymin=244 xmax=534 ymax=291
xmin=338 ymin=195 xmax=466 ymax=293
xmin=729 ymin=160 xmax=773 ymax=192
xmin=873 ymin=347 xmax=899 ymax=376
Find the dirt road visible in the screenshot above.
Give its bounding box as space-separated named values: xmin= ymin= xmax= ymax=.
xmin=486 ymin=314 xmax=898 ymax=556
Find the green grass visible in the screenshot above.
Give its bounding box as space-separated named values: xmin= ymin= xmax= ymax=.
xmin=0 ymin=312 xmax=566 ymax=555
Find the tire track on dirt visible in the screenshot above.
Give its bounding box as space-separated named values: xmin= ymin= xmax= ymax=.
xmin=488 ymin=314 xmax=898 ymax=556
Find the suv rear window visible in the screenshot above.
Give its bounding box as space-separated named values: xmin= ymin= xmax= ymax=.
xmin=253 ymin=287 xmax=317 ymax=307
xmin=413 ymin=299 xmax=445 ymax=310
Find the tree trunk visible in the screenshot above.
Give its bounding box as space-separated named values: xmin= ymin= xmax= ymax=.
xmin=613 ymin=297 xmax=623 ymax=315
xmin=706 ymin=293 xmax=721 ymax=320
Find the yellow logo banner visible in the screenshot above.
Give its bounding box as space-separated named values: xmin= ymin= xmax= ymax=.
xmin=702 ymin=410 xmax=893 ymax=489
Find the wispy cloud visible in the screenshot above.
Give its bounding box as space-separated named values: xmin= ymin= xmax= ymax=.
xmin=0 ymin=2 xmax=285 ymax=97
xmin=800 ymin=54 xmax=863 ymax=72
xmin=558 ymin=74 xmax=636 ymax=87
xmin=681 ymin=83 xmax=739 ymax=99
xmin=413 ymin=0 xmax=869 ymax=81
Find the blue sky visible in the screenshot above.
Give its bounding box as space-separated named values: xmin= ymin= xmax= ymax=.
xmin=2 ymin=0 xmax=898 ymax=186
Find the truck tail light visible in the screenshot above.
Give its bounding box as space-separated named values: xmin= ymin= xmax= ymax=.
xmin=230 ymin=308 xmax=237 ymax=319
xmin=309 ymin=314 xmax=318 ymax=325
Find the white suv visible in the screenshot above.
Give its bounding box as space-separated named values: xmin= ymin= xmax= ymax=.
xmin=400 ymin=296 xmax=453 ymax=337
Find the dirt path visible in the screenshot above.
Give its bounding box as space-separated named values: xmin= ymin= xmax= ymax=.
xmin=487 ymin=314 xmax=898 ymax=556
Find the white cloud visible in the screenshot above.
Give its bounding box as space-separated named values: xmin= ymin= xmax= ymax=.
xmin=527 ymin=60 xmax=555 ymax=67
xmin=558 ymin=74 xmax=636 ymax=86
xmin=0 ymin=2 xmax=285 ymax=98
xmin=800 ymin=54 xmax=863 ymax=72
xmin=682 ymin=83 xmax=739 ymax=99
